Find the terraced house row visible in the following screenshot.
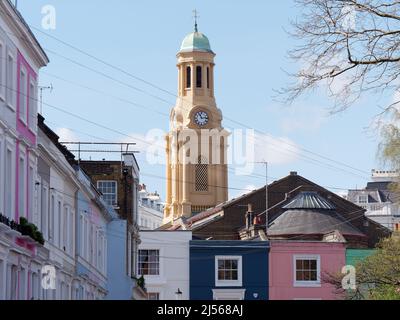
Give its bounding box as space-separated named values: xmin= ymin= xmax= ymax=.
xmin=0 ymin=0 xmax=142 ymax=300
xmin=139 ymin=173 xmax=390 ymax=300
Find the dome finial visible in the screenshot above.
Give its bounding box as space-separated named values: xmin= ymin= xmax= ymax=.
xmin=193 ymin=9 xmax=199 ymax=32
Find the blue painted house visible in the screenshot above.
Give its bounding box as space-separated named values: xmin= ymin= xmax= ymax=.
xmin=190 ymin=240 xmax=269 ymax=300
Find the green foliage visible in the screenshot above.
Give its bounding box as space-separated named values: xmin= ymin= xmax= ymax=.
xmin=136 ymin=275 xmax=145 ymax=290
xmin=379 ymin=109 xmax=400 ymax=199
xmin=19 ymin=217 xmax=45 ymax=245
xmin=355 ymin=235 xmax=400 ymax=300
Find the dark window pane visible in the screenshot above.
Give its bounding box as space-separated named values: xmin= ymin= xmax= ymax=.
xmin=186 ymin=66 xmax=191 ymax=88
xmin=310 ymin=271 xmax=317 ymax=281
xmin=310 ymin=260 xmax=317 ymax=270
xmin=231 ymin=260 xmax=238 ymax=270
xmin=304 ymin=260 xmax=310 ymax=269
xmin=218 ymin=270 xmax=224 ymax=280
xmin=196 ymin=66 xmax=202 ymax=88
xmin=296 ymin=271 xmax=303 ymax=281
xmin=207 ymin=67 xmax=210 ymax=89
xmin=296 ymin=260 xmax=302 ymax=270
xmin=231 ymin=271 xmax=238 ymax=280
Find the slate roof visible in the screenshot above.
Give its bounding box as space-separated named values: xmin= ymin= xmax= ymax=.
xmin=268 ymin=192 xmax=365 ymax=237
xmin=282 ymin=192 xmax=336 ymax=210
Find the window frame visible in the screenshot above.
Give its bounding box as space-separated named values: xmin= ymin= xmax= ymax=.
xmin=19 ymin=66 xmax=27 ymax=124
xmin=293 ymin=255 xmax=321 ymax=288
xmin=0 ymin=38 xmax=5 ymax=101
xmin=147 ymin=292 xmax=160 ymax=300
xmin=138 ymin=249 xmax=160 ymax=276
xmin=97 ymin=180 xmax=118 ymax=206
xmin=6 ymin=51 xmax=16 ymax=111
xmin=28 ymin=79 xmax=37 ymax=133
xmin=196 ymin=65 xmax=202 ymax=88
xmin=215 ymin=255 xmax=243 ymax=287
xmin=18 ymin=150 xmax=26 ymax=218
xmin=358 ymin=195 xmax=368 ymax=204
xmin=186 ymin=66 xmax=191 ymax=89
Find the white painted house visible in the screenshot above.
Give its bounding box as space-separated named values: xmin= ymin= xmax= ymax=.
xmin=138 ymin=231 xmax=192 ymax=300
xmin=138 ymin=184 xmax=164 ymax=230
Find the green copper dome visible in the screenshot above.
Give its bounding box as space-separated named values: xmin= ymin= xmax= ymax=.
xmin=180 ymin=32 xmax=213 ymax=53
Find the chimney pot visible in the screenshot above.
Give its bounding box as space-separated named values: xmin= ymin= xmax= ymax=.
xmin=290 ymin=171 xmax=298 ymax=176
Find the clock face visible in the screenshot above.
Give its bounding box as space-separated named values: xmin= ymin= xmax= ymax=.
xmin=194 ymin=111 xmax=209 ymax=127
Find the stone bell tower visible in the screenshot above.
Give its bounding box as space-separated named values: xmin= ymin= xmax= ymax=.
xmin=163 ymin=20 xmax=229 ymax=224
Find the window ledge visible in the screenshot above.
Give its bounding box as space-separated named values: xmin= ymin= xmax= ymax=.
xmin=215 ymin=281 xmax=243 ymax=288
xmin=293 ymin=282 xmax=321 ymax=288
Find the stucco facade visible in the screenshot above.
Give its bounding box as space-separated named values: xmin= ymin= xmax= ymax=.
xmin=190 ymin=241 xmax=269 ymax=300
xmin=138 ymin=231 xmax=192 ymax=300
xmin=0 ymin=0 xmax=49 ymax=301
xmin=269 ymin=241 xmax=346 ymax=300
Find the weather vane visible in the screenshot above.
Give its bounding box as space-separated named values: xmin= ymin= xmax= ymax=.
xmin=193 ymin=9 xmax=199 ymax=32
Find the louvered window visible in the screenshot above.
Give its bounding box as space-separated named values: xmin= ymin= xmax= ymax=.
xmin=195 ymin=156 xmax=208 ymax=192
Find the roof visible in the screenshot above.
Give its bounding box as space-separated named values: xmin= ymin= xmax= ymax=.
xmin=268 ymin=192 xmax=365 ymax=238
xmin=282 ymin=192 xmax=336 ymax=210
xmin=3 ymin=0 xmax=49 ymax=65
xmin=267 ymin=208 xmax=365 ymax=237
xmin=38 ymin=114 xmax=76 ymax=163
xmin=180 ymin=32 xmax=213 ymax=53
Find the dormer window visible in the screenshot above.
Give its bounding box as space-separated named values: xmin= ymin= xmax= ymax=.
xmin=186 ymin=66 xmax=191 ymax=88
xmin=196 ymin=66 xmax=202 ymax=88
xmin=358 ymin=195 xmax=368 ymax=204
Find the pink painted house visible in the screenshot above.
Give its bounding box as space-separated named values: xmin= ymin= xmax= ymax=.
xmin=0 ymin=0 xmax=49 ymax=301
xmin=269 ymin=241 xmax=346 ymax=300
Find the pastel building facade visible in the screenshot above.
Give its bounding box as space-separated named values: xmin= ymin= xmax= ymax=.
xmin=0 ymin=0 xmax=49 ymax=300
xmin=138 ymin=231 xmax=191 ymax=300
xmin=75 ymin=168 xmax=112 ymax=300
xmin=37 ymin=116 xmax=78 ymax=300
xmin=106 ymin=217 xmax=134 ymax=300
xmin=269 ymin=241 xmax=346 ymax=300
xmin=190 ymin=241 xmax=269 ymax=300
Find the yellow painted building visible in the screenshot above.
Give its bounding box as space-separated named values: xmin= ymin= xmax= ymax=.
xmin=163 ymin=25 xmax=229 ymax=224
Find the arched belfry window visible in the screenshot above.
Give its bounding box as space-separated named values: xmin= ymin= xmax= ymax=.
xmin=196 ymin=66 xmax=202 ymax=88
xmin=186 ymin=66 xmax=191 ymax=88
xmin=207 ymin=67 xmax=210 ymax=89
xmin=195 ymin=156 xmax=208 ymax=192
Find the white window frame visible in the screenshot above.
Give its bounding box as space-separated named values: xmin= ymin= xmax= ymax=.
xmin=293 ymin=255 xmax=321 ymax=288
xmin=96 ymin=180 xmax=118 ymax=206
xmin=358 ymin=195 xmax=368 ymax=204
xmin=4 ymin=143 xmax=15 ymax=220
xmin=19 ymin=66 xmax=27 ymax=124
xmin=215 ymin=256 xmax=243 ymax=287
xmin=6 ymin=51 xmax=16 ymax=110
xmin=28 ymin=160 xmax=35 ymax=222
xmin=41 ymin=183 xmax=49 ymax=239
xmin=18 ymin=150 xmax=26 ymax=218
xmin=137 ymin=248 xmax=161 ymax=276
xmin=28 ymin=79 xmax=37 ymax=133
xmin=0 ymin=38 xmax=5 ymax=101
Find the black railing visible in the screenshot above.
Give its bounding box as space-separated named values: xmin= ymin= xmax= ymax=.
xmin=0 ymin=213 xmax=23 ymax=233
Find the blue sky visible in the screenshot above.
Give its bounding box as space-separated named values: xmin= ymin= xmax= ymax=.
xmin=17 ymin=0 xmax=390 ymax=199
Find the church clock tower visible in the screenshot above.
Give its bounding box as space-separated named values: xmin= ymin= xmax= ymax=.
xmin=163 ymin=21 xmax=229 ymax=224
